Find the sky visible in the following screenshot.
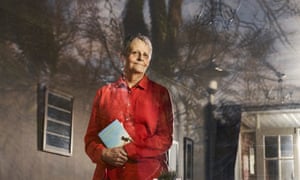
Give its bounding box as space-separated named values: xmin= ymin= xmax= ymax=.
xmin=270 ymin=16 xmax=300 ymax=87
xmin=110 ymin=0 xmax=300 ymax=89
xmin=183 ymin=0 xmax=300 ymax=87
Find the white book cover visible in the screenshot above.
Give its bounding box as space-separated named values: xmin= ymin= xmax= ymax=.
xmin=98 ymin=119 xmax=132 ymax=148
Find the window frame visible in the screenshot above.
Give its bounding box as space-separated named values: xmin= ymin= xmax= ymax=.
xmin=42 ymin=88 xmax=74 ymax=156
xmin=256 ymin=128 xmax=298 ymax=180
xmin=184 ymin=137 xmax=194 ymax=180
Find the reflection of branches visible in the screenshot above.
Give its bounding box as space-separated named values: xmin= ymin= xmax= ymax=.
xmin=264 ymin=0 xmax=300 ymax=15
xmin=257 ymin=0 xmax=292 ymax=46
xmin=77 ymin=1 xmax=123 ymax=75
xmin=52 ymin=0 xmax=79 ymax=51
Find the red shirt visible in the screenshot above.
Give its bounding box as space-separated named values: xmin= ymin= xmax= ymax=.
xmin=84 ymin=76 xmax=174 ymax=180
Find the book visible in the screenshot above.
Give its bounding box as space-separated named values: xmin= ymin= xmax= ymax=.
xmin=98 ymin=119 xmax=132 ymax=148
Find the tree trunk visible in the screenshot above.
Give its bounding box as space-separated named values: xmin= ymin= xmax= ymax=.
xmin=123 ymin=0 xmax=148 ymax=38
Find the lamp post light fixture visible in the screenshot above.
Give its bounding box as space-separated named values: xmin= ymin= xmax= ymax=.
xmin=207 ymin=80 xmax=218 ymax=104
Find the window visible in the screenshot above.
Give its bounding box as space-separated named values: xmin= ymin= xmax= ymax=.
xmin=43 ymin=89 xmax=74 ymax=156
xmin=264 ymin=135 xmax=295 ymax=180
xmin=184 ymin=137 xmax=194 ymax=180
xmin=241 ymin=128 xmax=299 ymax=180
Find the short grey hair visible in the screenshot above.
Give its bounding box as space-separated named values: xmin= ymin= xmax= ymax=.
xmin=122 ymin=33 xmax=152 ymax=59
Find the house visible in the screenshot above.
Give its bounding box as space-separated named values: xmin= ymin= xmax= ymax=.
xmin=0 ymin=60 xmax=202 ymax=179
xmin=236 ymin=103 xmax=300 ymax=180
xmin=0 ymin=76 xmax=97 ymax=179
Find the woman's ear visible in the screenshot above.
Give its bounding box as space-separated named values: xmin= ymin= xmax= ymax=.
xmin=119 ymin=53 xmax=125 ymax=63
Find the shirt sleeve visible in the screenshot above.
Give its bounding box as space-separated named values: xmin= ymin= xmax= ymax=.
xmin=124 ymin=88 xmax=174 ymax=159
xmin=84 ymin=90 xmax=107 ymax=165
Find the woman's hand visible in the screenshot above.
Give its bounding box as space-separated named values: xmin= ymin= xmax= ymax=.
xmin=101 ymin=147 xmax=128 ymax=167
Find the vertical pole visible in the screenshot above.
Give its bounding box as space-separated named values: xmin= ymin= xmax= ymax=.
xmin=205 ymin=80 xmax=218 ymax=180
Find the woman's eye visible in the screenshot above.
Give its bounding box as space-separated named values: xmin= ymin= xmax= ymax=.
xmin=131 ymin=51 xmax=138 ymax=55
xmin=143 ymin=53 xmax=149 ymax=58
xmin=130 ymin=51 xmax=149 ymax=59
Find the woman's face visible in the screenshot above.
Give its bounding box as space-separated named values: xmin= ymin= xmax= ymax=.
xmin=123 ymin=38 xmax=151 ymax=76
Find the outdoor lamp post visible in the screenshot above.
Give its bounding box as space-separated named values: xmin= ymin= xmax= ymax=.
xmin=204 ymin=80 xmax=218 ymax=180
xmin=203 ymin=59 xmax=228 ymax=180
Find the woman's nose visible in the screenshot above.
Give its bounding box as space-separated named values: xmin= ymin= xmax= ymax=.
xmin=137 ymin=52 xmax=142 ymax=61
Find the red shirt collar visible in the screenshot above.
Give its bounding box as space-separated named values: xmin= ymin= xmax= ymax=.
xmin=116 ymin=75 xmax=149 ymax=90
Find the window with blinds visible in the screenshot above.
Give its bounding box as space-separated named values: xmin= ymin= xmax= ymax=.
xmin=43 ymin=89 xmax=74 ymax=156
